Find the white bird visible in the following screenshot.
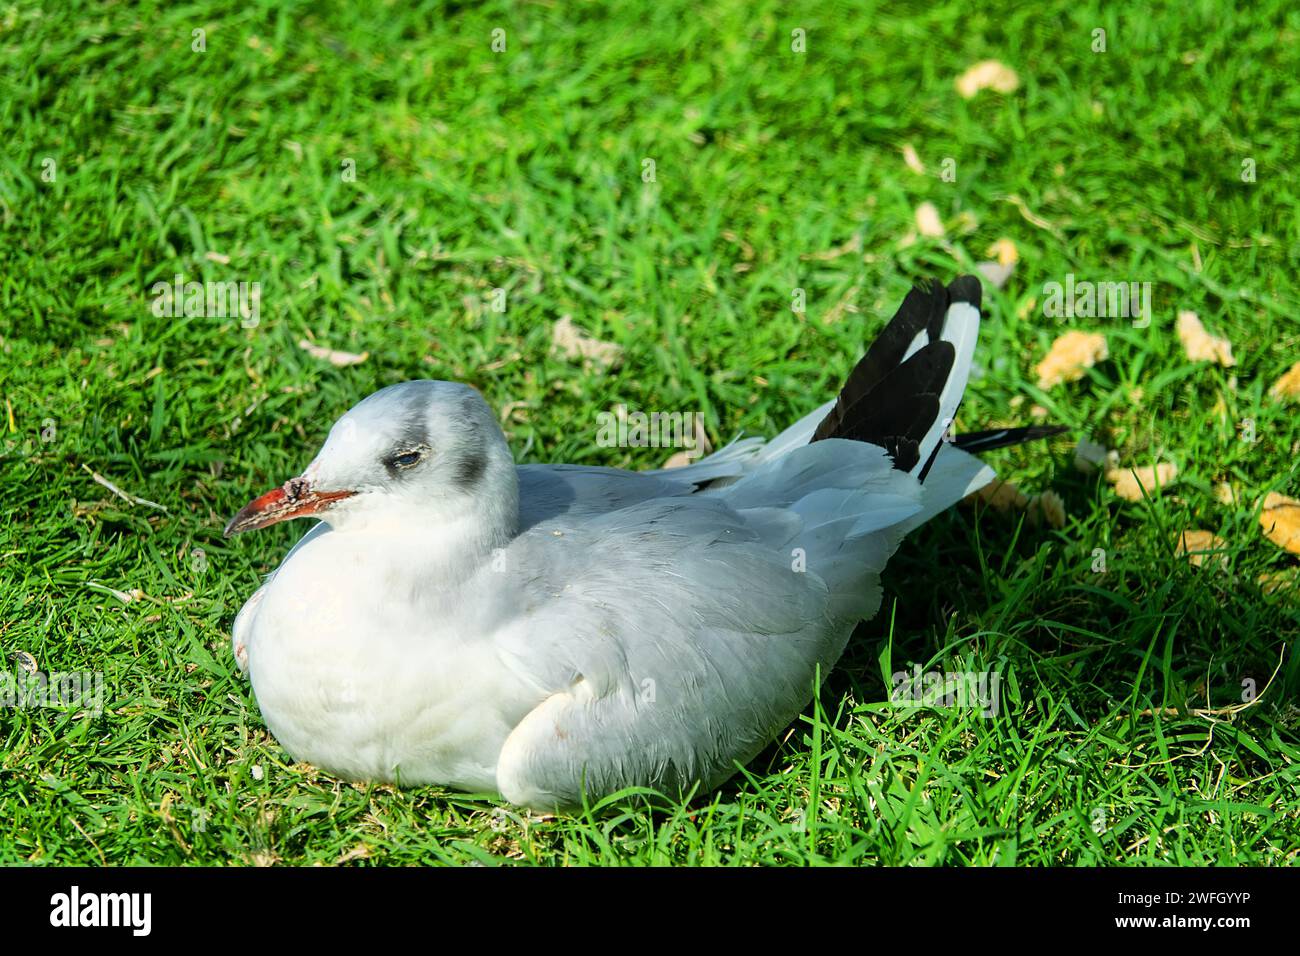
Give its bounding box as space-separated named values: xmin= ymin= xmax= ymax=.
xmin=226 ymin=276 xmax=1059 ymax=809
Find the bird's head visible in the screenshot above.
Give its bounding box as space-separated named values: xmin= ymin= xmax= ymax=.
xmin=224 ymin=380 xmax=517 ymax=537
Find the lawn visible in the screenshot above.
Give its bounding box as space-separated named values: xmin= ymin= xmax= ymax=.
xmin=1 ymin=0 xmax=1298 ymax=865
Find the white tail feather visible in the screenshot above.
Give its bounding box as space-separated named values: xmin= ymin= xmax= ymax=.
xmin=914 ymin=301 xmax=980 ymax=475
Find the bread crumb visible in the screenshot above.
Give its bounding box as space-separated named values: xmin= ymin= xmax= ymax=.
xmin=914 ymin=202 xmax=945 ymax=238
xmin=1259 ymin=491 xmax=1300 ymax=555
xmin=1175 ymin=530 xmax=1228 ymax=569
xmin=1035 ymin=331 xmax=1108 ymax=388
xmin=986 ymin=238 xmax=1019 ymax=266
xmin=1269 ymin=360 xmax=1300 ymax=401
xmin=1106 ymin=462 xmax=1178 ymax=502
xmin=901 ymin=143 xmax=925 ymax=175
xmin=1176 ymin=310 xmax=1235 ymax=367
xmin=955 ymin=60 xmax=1020 ymax=98
xmin=1028 ymin=490 xmax=1066 ymax=529
xmin=551 ymin=315 xmax=624 ymax=370
xmin=1258 ymin=570 xmax=1297 ymax=596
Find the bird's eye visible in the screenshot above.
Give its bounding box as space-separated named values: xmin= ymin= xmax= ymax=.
xmin=389 ymin=450 xmax=423 ymax=469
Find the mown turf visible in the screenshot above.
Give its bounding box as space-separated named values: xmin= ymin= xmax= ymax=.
xmin=1 ymin=0 xmax=1297 ymax=865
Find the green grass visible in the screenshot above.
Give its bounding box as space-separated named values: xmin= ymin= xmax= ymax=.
xmin=1 ymin=0 xmax=1298 ymax=865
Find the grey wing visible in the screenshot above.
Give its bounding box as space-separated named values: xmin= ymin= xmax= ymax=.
xmin=492 ymin=484 xmax=901 ymax=810
xmin=513 ymin=399 xmax=838 ymax=530
xmin=516 ymin=464 xmax=700 ymax=530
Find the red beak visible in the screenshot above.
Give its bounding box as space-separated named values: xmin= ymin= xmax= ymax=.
xmin=224 ymin=478 xmax=356 ymax=537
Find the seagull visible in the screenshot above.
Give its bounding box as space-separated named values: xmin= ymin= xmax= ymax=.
xmin=225 ymin=276 xmax=1060 ymax=809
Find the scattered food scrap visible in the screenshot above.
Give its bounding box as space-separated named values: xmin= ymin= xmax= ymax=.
xmin=551 ymin=315 xmax=624 ymax=370
xmin=1258 ymin=569 xmax=1297 ymax=597
xmin=1035 ymin=331 xmax=1108 ymax=388
xmin=901 ymin=143 xmax=925 ymax=175
xmin=975 ymin=239 xmax=1019 ymax=289
xmin=297 ymin=340 xmax=369 ymax=367
xmin=1106 ymin=462 xmax=1178 ymax=502
xmin=1269 ymin=360 xmax=1300 ymax=401
xmin=1175 ymin=311 xmax=1235 ymax=367
xmin=1175 ymin=530 xmax=1228 ymax=569
xmin=1028 ymin=490 xmax=1067 ymax=529
xmin=1259 ymin=491 xmax=1300 ymax=555
xmin=955 ymin=60 xmax=1019 ymax=99
xmin=914 ymin=202 xmax=945 ymax=238
xmin=987 ymin=238 xmax=1019 ymax=266
xmin=1214 ymin=482 xmax=1240 ymax=506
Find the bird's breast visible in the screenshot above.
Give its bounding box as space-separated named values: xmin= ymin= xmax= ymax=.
xmin=241 ymin=535 xmax=534 ymax=792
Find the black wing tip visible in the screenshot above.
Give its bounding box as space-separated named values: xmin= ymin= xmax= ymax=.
xmin=946 ymin=274 xmax=982 ymax=310
xmin=1011 ymin=424 xmax=1070 ymax=443
xmin=813 ymin=274 xmax=977 ymax=453
xmin=904 ymin=273 xmax=980 ymax=307
xmin=951 ymin=424 xmax=1071 ymax=454
xmin=1029 ymin=424 xmax=1070 ymax=439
